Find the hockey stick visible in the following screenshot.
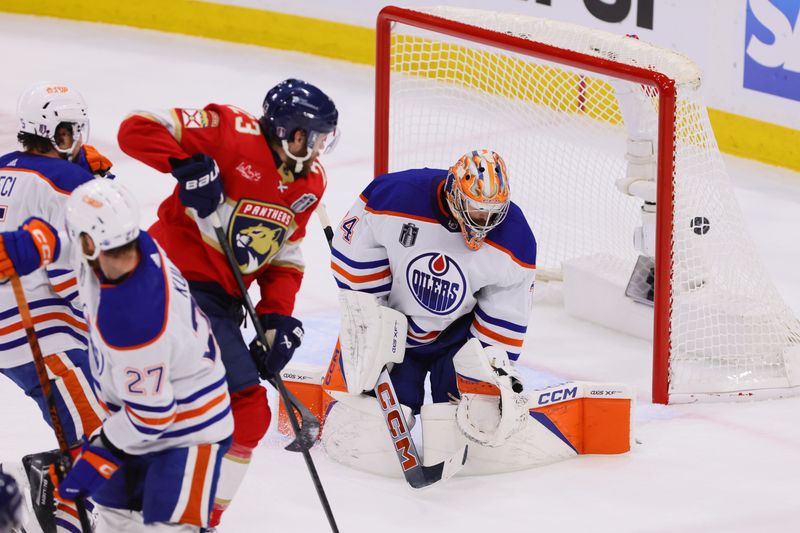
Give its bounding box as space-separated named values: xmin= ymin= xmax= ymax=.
xmin=316 ymin=204 xmax=468 ymax=488
xmin=207 ymin=212 xmax=339 ymax=533
xmin=9 ymin=276 xmax=93 ymax=533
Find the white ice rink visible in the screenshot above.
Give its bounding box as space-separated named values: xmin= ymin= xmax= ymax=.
xmin=1 ymin=12 xmax=799 ymax=533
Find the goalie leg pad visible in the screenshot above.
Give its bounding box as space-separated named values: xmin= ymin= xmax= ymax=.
xmin=422 ymin=401 xmax=577 ymax=476
xmin=321 ymin=392 xmax=414 ymax=478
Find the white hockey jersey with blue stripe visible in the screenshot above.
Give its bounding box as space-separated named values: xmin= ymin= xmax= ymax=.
xmin=331 ymin=168 xmax=536 ymax=360
xmin=78 ymin=232 xmax=233 ymax=454
xmin=0 ymin=152 xmax=91 ymax=368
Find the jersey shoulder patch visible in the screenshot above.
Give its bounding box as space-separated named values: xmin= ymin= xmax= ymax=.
xmin=96 ymin=233 xmax=168 ymax=349
xmin=361 ymin=168 xmax=446 ymax=222
xmin=178 ymin=108 xmax=220 ymax=129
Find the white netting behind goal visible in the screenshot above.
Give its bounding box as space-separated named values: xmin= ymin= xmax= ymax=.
xmin=382 ymin=6 xmax=800 ymax=401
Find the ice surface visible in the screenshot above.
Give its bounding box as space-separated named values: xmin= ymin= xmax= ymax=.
xmin=0 ymin=13 xmax=798 ymax=533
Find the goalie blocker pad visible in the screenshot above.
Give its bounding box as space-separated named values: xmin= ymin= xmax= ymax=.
xmin=338 ymin=290 xmax=407 ymax=394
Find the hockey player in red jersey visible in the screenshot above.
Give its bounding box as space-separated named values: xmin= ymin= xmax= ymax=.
xmin=117 ymin=79 xmax=339 ymax=526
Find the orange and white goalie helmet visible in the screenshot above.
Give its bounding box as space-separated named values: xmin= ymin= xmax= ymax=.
xmin=444 ymin=150 xmax=510 ymax=250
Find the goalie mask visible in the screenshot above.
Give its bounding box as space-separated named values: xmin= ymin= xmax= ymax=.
xmin=17 ymin=82 xmax=89 ymax=159
xmin=445 ymin=150 xmax=510 ymax=250
xmin=65 ymin=179 xmax=140 ymax=261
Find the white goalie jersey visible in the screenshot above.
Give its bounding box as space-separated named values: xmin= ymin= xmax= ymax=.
xmin=78 ymin=232 xmax=233 ymax=454
xmin=331 ymin=168 xmax=536 ymax=360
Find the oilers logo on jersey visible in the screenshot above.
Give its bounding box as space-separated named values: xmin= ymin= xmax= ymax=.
xmin=230 ymin=199 xmax=293 ymax=273
xmin=406 ymin=252 xmax=466 ymax=315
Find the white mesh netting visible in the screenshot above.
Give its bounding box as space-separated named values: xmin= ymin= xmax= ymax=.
xmin=382 ymin=6 xmax=800 ymax=401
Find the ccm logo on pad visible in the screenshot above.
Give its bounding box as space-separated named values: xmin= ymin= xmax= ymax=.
xmin=538 ymin=386 xmax=578 ymax=405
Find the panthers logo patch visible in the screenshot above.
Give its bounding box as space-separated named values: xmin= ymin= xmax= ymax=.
xmin=229 ymin=200 xmax=294 ymax=274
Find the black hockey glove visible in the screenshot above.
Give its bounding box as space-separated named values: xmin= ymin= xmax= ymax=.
xmin=169 ymin=153 xmax=223 ymax=219
xmin=249 ymin=313 xmax=304 ymax=379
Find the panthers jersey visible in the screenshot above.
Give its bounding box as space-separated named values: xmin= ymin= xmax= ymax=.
xmin=79 ymin=232 xmax=233 ymax=455
xmin=0 ymin=151 xmax=92 ymax=368
xmin=331 ymin=169 xmax=537 ymax=361
xmin=117 ymin=104 xmax=327 ymax=316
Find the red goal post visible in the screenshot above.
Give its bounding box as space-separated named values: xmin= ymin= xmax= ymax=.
xmin=373 ymin=6 xmax=800 ymax=404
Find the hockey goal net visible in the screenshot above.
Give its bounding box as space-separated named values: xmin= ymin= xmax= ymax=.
xmin=375 ymin=6 xmax=800 ymax=403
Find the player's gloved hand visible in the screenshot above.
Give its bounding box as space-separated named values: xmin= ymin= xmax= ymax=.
xmin=169 ymin=153 xmax=223 ymax=219
xmin=249 ymin=313 xmax=304 ymax=379
xmin=0 ymin=217 xmax=60 ymax=278
xmin=51 ymin=436 xmax=121 ymax=501
xmin=75 ymin=144 xmax=115 ymax=178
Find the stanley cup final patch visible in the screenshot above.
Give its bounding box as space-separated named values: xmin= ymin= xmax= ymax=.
xmin=229 ymin=200 xmax=294 ymax=274
xmin=399 ymin=222 xmax=419 ymax=248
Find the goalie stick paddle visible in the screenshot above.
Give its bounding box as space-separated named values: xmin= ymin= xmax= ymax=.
xmin=375 ymin=368 xmax=468 ymax=488
xmin=317 ymin=204 xmax=469 ymax=488
xmin=9 ymin=276 xmax=93 ymax=533
xmin=207 ymin=212 xmax=339 ymax=533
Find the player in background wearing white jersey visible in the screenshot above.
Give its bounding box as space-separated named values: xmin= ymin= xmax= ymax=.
xmin=0 ymin=82 xmax=111 ymax=532
xmin=0 ymin=179 xmax=233 ymax=531
xmin=322 ymin=150 xmax=581 ymax=476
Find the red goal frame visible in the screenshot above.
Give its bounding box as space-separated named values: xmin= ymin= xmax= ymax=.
xmin=374 ymin=5 xmax=678 ymax=404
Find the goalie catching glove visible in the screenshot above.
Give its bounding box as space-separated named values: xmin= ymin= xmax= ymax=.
xmin=250 ymin=313 xmax=304 ymax=379
xmin=453 ymin=338 xmax=529 ymax=447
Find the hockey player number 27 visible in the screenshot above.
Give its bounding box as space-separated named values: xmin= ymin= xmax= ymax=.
xmin=126 ymin=365 xmax=165 ymax=395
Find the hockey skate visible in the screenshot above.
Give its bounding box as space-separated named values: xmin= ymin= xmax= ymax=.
xmin=20 ymin=450 xmax=62 ymax=533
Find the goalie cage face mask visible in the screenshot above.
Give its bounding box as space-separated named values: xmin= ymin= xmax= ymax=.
xmin=445 ymin=150 xmax=511 ymax=250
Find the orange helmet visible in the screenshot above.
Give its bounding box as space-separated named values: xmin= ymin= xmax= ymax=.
xmin=444 ymin=150 xmax=510 ymax=250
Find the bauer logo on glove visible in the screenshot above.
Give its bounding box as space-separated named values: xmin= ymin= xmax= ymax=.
xmin=169 ymin=153 xmax=223 ymax=219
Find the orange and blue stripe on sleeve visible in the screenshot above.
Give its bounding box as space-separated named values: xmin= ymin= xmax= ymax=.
xmin=124 ymin=399 xmax=177 ymax=437
xmin=470 ymin=304 xmax=528 ymax=360
xmin=330 ymin=247 xmax=392 ymax=296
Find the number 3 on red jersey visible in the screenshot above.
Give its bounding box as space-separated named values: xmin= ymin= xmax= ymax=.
xmin=227 ymin=105 xmax=261 ymax=136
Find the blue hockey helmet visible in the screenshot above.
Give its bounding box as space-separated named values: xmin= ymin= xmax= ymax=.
xmin=0 ymin=472 xmax=23 ymax=531
xmin=262 ymin=79 xmax=339 ymax=172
